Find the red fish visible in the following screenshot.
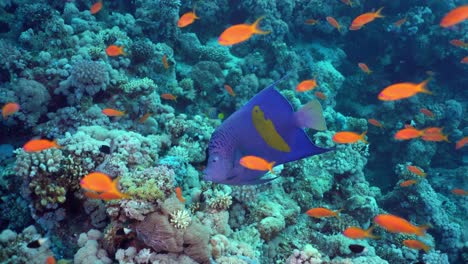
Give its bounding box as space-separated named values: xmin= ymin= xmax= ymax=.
xmin=420 ymin=108 xmax=434 ymax=118
xmin=455 ymin=136 xmax=468 ymax=149
xmin=239 ymin=155 xmax=275 ymax=173
xmin=450 ymin=39 xmax=468 ymax=48
xmin=400 ymin=180 xmax=418 ymax=187
xmin=358 ymin=63 xmax=372 ymax=74
xmin=378 ymin=78 xmax=432 ymax=101
xmin=45 ymin=256 xmax=56 ymax=264
xmin=403 ymin=239 xmax=431 ymax=253
xmin=218 ymin=16 xmax=270 ymax=46
xmin=90 ymin=1 xmax=102 ymax=15
xmin=315 ymin=91 xmax=327 ymax=100
xmin=224 ymin=84 xmax=236 ymax=96
xmin=296 ymin=79 xmax=318 ymax=92
xmin=343 ymin=226 xmax=379 ymax=239
xmin=177 ymin=9 xmax=199 ymax=28
xmin=326 ymin=16 xmax=341 ymax=31
xmin=304 ymin=19 xmax=319 ymax=25
xmin=421 ymin=127 xmax=449 ymax=142
xmin=462 ymin=56 xmax=468 ymax=64
xmin=333 ymin=131 xmax=367 ymax=144
xmin=162 ymin=54 xmax=169 ymax=69
xmin=306 ymin=208 xmax=342 ymax=219
xmin=161 ymin=93 xmax=177 ymax=101
xmin=23 ymin=139 xmax=60 ymax=152
xmin=452 ymin=188 xmax=467 ymax=196
xmin=102 ymin=108 xmax=125 ymax=117
xmin=139 ymin=112 xmax=151 ymax=123
xmin=106 ymin=45 xmax=126 ymax=56
xmin=81 ymin=172 xmax=129 ymax=200
xmin=175 ymin=187 xmax=185 ymax=203
xmin=2 ymin=102 xmax=20 ymax=119
xmin=368 ymin=118 xmax=383 ymax=128
xmin=393 ymin=16 xmax=407 ymax=27
xmin=440 ymin=5 xmax=468 ymax=28
xmin=374 ymin=214 xmax=429 ymax=236
xmin=407 ymin=165 xmax=426 ymax=177
xmin=394 ymin=127 xmax=423 ymax=140
xmin=350 ymin=7 xmax=384 ymax=30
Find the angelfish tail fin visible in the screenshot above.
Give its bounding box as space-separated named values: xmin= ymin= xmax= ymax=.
xmin=294 ymin=99 xmax=327 ymax=131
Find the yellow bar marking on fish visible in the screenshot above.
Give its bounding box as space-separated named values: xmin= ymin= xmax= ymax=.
xmin=251 ymin=105 xmax=291 ymax=152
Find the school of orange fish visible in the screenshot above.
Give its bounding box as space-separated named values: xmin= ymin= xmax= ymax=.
xmin=1 ymin=1 xmax=467 ymax=260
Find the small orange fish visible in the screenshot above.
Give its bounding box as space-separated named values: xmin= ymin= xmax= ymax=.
xmin=350 ymin=7 xmax=384 ymax=30
xmin=296 ymin=79 xmax=318 ymax=92
xmin=452 ymin=188 xmax=467 ymax=196
xmin=102 ymin=108 xmax=125 ymax=117
xmin=393 ymin=16 xmax=407 ymax=27
xmin=239 ymin=155 xmax=275 ymax=173
xmin=45 ymin=256 xmax=56 ymax=264
xmin=421 ymin=127 xmax=449 ymax=142
xmin=358 ymin=63 xmax=372 ymax=74
xmin=106 ymin=45 xmax=126 ymax=56
xmin=218 ymin=16 xmax=270 ymax=46
xmin=161 ymin=93 xmax=177 ymax=101
xmin=374 ymin=214 xmax=429 ymax=236
xmin=440 ymin=5 xmax=468 ymax=28
xmin=420 ymin=108 xmax=434 ymax=118
xmin=455 ymin=136 xmax=468 ymax=149
xmin=394 ymin=127 xmax=423 ymax=140
xmin=400 ymin=180 xmax=418 ymax=187
xmin=368 ymin=118 xmax=383 ymax=128
xmin=461 ymin=56 xmax=468 ymax=64
xmin=315 ymin=91 xmax=327 ymax=100
xmin=326 ymin=16 xmax=341 ymax=31
xmin=224 ymin=84 xmax=236 ymax=97
xmin=340 ymin=0 xmax=353 ymax=7
xmin=378 ymin=78 xmax=432 ymax=101
xmin=2 ymin=102 xmax=20 ymax=119
xmin=97 ymin=189 xmax=130 ymax=201
xmin=407 ymin=165 xmax=426 ymax=177
xmin=304 ymin=19 xmax=319 ymax=25
xmin=449 ymin=39 xmax=468 ymax=48
xmin=175 ymin=187 xmax=185 ymax=203
xmin=403 ymin=239 xmax=431 ymax=253
xmin=139 ymin=112 xmax=151 ymax=123
xmin=343 ymin=226 xmax=379 ymax=239
xmin=80 ymin=172 xmax=114 ymax=192
xmin=306 ymin=207 xmax=342 ymax=219
xmin=23 ymin=139 xmax=60 ymax=152
xmin=90 ymin=1 xmax=103 ymax=15
xmin=177 ymin=9 xmax=199 ymax=28
xmin=332 ymin=131 xmax=367 ymax=144
xmin=162 ymin=54 xmax=169 ymax=69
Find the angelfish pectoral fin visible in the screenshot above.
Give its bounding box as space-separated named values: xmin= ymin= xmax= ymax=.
xmin=252 ymin=105 xmax=291 ymax=152
xmin=294 ymin=99 xmax=327 ymax=131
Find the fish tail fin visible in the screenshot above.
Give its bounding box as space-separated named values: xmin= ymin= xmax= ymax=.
xmin=268 ymin=161 xmax=276 ymax=174
xmin=252 ymin=16 xmax=271 ymax=35
xmin=366 ymin=225 xmax=380 ymax=239
xmin=334 ymin=208 xmax=344 ymax=219
xmin=418 ymin=77 xmax=432 ymax=95
xmin=416 ymin=224 xmax=432 ymax=236
xmin=120 ymin=46 xmax=127 ymax=56
xmin=53 ymin=139 xmax=62 ymax=149
xmin=360 ymin=131 xmax=368 ymax=144
xmin=375 ymin=7 xmax=385 ymax=18
xmin=294 ymin=99 xmax=327 ymax=131
xmin=422 ymin=244 xmax=431 ymax=253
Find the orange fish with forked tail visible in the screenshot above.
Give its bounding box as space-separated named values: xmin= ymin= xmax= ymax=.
xmin=400 ymin=180 xmax=418 ymax=187
xmin=106 ymin=45 xmax=126 ymax=56
xmin=332 ymin=131 xmax=367 ymax=144
xmin=403 ymin=239 xmax=431 ymax=253
xmin=394 ymin=126 xmax=423 ymax=140
xmin=81 ymin=172 xmax=129 ymax=200
xmin=239 ymin=155 xmax=275 ymax=173
xmin=175 ymin=187 xmax=185 ymax=203
xmin=177 ymin=9 xmax=199 ymax=28
xmin=368 ymin=118 xmax=383 ymax=128
xmin=326 ymin=16 xmax=341 ymax=31
xmin=102 ymin=108 xmax=125 ymax=117
xmin=378 ymin=78 xmax=432 ymax=101
xmin=306 ymin=208 xmax=342 ymax=219
xmin=90 ymin=1 xmax=103 ymax=15
xmin=374 ymin=214 xmax=430 ymax=236
xmin=455 ymin=136 xmax=468 ymax=149
xmin=350 ymin=7 xmax=384 ymax=30
xmin=2 ymin=102 xmax=20 ymax=119
xmin=218 ymin=16 xmax=270 ymax=46
xmin=358 ymin=63 xmax=372 ymax=74
xmin=343 ymin=226 xmax=379 ymax=239
xmin=296 ymin=79 xmax=318 ymax=92
xmin=407 ymin=165 xmax=426 ymax=177
xmin=23 ymin=139 xmax=61 ymax=152
xmin=440 ymin=5 xmax=468 ymax=28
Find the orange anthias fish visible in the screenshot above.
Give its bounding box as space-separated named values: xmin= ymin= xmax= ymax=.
xmin=374 ymin=214 xmax=429 ymax=236
xmin=218 ymin=16 xmax=270 ymax=46
xmin=368 ymin=118 xmax=383 ymax=128
xmin=452 ymin=188 xmax=467 ymax=196
xmin=315 ymin=91 xmax=327 ymax=100
xmin=378 ymin=78 xmax=432 ymax=101
xmin=296 ymin=79 xmax=318 ymax=92
xmin=403 ymin=239 xmax=431 ymax=253
xmin=45 ymin=256 xmax=56 ymax=264
xmin=350 ymin=7 xmax=384 ymax=30
xmin=421 ymin=127 xmax=449 ymax=142
xmin=358 ymin=63 xmax=372 ymax=74
xmin=175 ymin=187 xmax=185 ymax=203
xmin=343 ymin=226 xmax=379 ymax=239
xmin=81 ymin=172 xmax=129 ymax=200
xmin=90 ymin=1 xmax=103 ymax=15
xmin=332 ymin=131 xmax=367 ymax=144
xmin=177 ymin=9 xmax=199 ymax=28
xmin=106 ymin=45 xmax=126 ymax=56
xmin=340 ymin=0 xmax=353 ymax=7
xmin=306 ymin=208 xmax=342 ymax=219
xmin=2 ymin=102 xmax=20 ymax=119
xmin=239 ymin=155 xmax=275 ymax=173
xmin=461 ymin=56 xmax=468 ymax=64
xmin=102 ymin=108 xmax=125 ymax=117
xmin=407 ymin=165 xmax=426 ymax=177
xmin=455 ymin=136 xmax=468 ymax=149
xmin=449 ymin=39 xmax=468 ymax=48
xmin=161 ymin=93 xmax=177 ymax=101
xmin=394 ymin=127 xmax=423 ymax=140
xmin=23 ymin=139 xmax=60 ymax=152
xmin=440 ymin=5 xmax=468 ymax=28
xmin=304 ymin=19 xmax=319 ymax=25
xmin=420 ymin=108 xmax=434 ymax=118
xmin=162 ymin=54 xmax=169 ymax=69
xmin=224 ymin=84 xmax=236 ymax=96
xmin=400 ymin=180 xmax=418 ymax=187
xmin=326 ymin=16 xmax=341 ymax=31
xmin=393 ymin=16 xmax=407 ymax=27
xmin=139 ymin=112 xmax=151 ymax=123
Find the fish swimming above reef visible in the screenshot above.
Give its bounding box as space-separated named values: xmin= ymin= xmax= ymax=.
xmin=203 ymin=75 xmax=331 ymax=185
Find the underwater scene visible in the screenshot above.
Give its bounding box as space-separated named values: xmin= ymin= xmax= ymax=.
xmin=0 ymin=0 xmax=467 ymax=263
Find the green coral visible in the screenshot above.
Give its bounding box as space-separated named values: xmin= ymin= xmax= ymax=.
xmin=119 ymin=175 xmax=164 ymax=201
xmin=119 ymin=77 xmax=156 ymax=95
